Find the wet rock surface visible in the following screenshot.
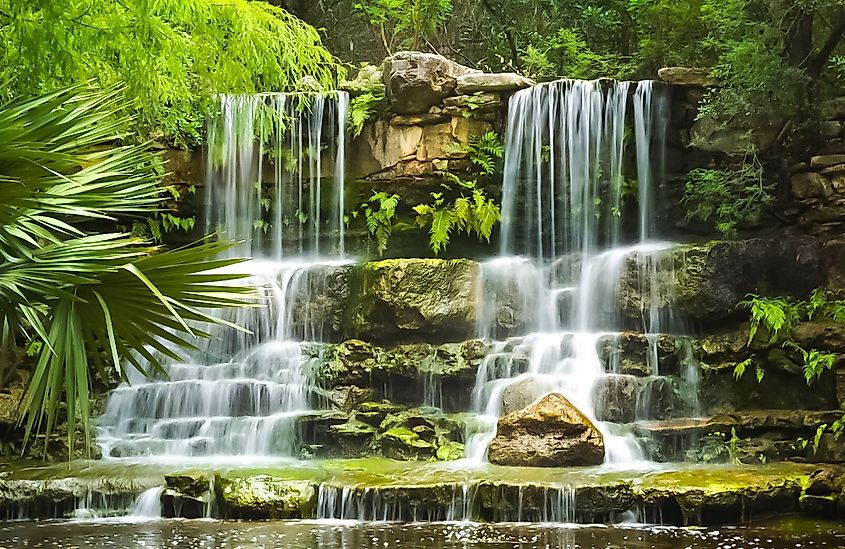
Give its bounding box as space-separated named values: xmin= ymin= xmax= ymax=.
xmin=346 ymin=259 xmax=479 ymax=343
xmin=382 ymin=52 xmax=479 ymax=115
xmin=215 ymin=476 xmax=316 ymax=519
xmin=488 ymin=393 xmax=605 ymax=467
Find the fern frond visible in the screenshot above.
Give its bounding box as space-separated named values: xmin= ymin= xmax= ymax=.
xmin=429 ymin=208 xmax=456 ymax=255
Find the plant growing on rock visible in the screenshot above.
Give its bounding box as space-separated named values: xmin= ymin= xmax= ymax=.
xmin=348 ymin=89 xmax=387 ymax=137
xmin=681 ymin=148 xmax=773 ymax=237
xmin=413 ymin=177 xmax=501 ymax=255
xmin=414 ymin=132 xmax=504 ymax=255
xmin=735 ymin=290 xmax=843 ymax=386
xmin=355 ymin=191 xmax=400 ymax=256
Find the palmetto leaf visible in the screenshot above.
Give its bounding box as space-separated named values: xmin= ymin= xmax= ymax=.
xmin=0 ymin=86 xmax=251 ymax=457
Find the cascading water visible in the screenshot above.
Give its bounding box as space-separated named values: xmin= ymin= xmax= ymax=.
xmin=466 ymin=79 xmax=682 ymax=466
xmin=98 ymin=92 xmax=349 ymax=461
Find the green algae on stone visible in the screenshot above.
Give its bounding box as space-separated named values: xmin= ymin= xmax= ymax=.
xmin=344 ymin=258 xmax=479 ymax=342
xmin=215 ymin=475 xmax=316 ymax=519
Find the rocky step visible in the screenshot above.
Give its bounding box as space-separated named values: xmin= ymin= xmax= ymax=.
xmin=4 ymin=460 xmax=832 ymax=524
xmin=631 ymin=410 xmax=845 ymax=463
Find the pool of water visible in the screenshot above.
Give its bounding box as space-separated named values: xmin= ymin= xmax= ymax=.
xmin=0 ymin=519 xmax=841 ymax=549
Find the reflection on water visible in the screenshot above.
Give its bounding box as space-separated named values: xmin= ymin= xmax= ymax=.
xmin=0 ymin=519 xmax=842 ymax=549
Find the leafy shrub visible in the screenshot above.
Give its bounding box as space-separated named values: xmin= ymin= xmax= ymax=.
xmin=0 ymin=0 xmax=342 ymax=147
xmin=682 ymin=150 xmax=773 ymax=236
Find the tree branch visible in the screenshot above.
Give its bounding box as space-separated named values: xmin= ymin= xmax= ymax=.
xmin=806 ymin=15 xmax=845 ymax=78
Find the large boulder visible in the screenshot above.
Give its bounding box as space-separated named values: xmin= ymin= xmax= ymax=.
xmin=346 ymin=259 xmax=479 ymax=342
xmin=383 ymin=51 xmax=479 ymax=114
xmin=487 ymin=393 xmax=605 ymax=467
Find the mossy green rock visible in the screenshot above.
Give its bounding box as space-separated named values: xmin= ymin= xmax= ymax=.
xmin=346 ymin=258 xmax=479 ymax=342
xmin=216 ymin=475 xmax=316 ymax=519
xmin=381 ymin=427 xmax=435 ymax=460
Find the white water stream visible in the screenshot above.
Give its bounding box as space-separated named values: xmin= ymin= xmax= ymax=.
xmin=464 ymin=79 xmax=676 ymax=466
xmin=98 ymin=92 xmax=350 ymax=463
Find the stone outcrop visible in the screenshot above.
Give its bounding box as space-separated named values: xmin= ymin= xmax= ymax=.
xmin=455 ymin=72 xmax=534 ymax=94
xmin=670 ymin=238 xmax=835 ymax=325
xmin=347 ymin=114 xmax=494 ymax=184
xmin=346 ymin=258 xmax=479 ymax=342
xmin=340 ymin=64 xmax=385 ymax=95
xmin=383 ymin=52 xmax=479 ymax=114
xmin=296 ymin=401 xmax=465 ymax=460
xmin=488 ymin=393 xmax=605 ymax=467
xmin=657 ymin=67 xmax=718 ymax=87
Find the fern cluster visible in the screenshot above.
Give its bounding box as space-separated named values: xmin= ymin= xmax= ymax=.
xmin=413 ymin=175 xmax=501 ymax=255
xmin=413 ymin=132 xmax=504 ymax=255
xmin=736 ymin=290 xmax=844 ymax=385
xmin=348 ymin=90 xmax=386 ymax=137
xmin=444 ymin=131 xmax=505 ymax=176
xmin=350 ymin=132 xmax=504 ymax=257
xmin=353 ymin=191 xmax=399 ymax=256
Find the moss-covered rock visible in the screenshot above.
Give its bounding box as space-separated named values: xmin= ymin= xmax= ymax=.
xmin=215 ymin=475 xmax=316 ymax=519
xmin=380 ymin=427 xmax=436 ymax=460
xmin=345 ymin=258 xmax=479 ymax=343
xmin=671 ymin=239 xmax=833 ymax=325
xmin=314 ymin=338 xmax=488 ymax=411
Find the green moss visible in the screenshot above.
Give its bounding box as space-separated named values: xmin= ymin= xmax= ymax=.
xmin=435 ymin=442 xmax=465 ymax=461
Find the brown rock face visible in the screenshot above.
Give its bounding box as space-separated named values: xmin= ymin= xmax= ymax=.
xmin=382 ymin=51 xmax=479 ymax=114
xmin=487 ymin=393 xmax=605 ymax=467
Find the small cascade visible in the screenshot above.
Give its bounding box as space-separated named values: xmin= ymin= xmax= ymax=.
xmin=466 ymin=79 xmax=686 ymax=466
xmin=205 ymin=92 xmax=349 ymax=258
xmin=98 ymin=92 xmax=350 ymax=462
xmin=128 ymin=487 xmax=164 ymax=519
xmin=315 ymin=482 xmax=575 ymax=523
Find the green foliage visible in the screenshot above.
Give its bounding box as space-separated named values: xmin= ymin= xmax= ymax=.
xmin=413 ymin=133 xmax=504 ymax=255
xmin=520 ymin=28 xmax=634 ymax=80
xmin=737 ymin=289 xmax=844 ymax=387
xmin=682 ymin=149 xmax=773 ymax=236
xmin=444 ymin=131 xmax=504 ymax=176
xmin=739 ymin=294 xmax=802 ymax=345
xmin=348 ymin=90 xmax=386 ymax=137
xmin=0 ymin=86 xmax=251 ymax=456
xmin=783 ymin=342 xmax=837 ymax=385
xmin=413 ymin=177 xmax=501 ymax=256
xmin=358 ymin=191 xmax=400 ymax=256
xmin=354 ymin=0 xmax=452 ymax=51
xmin=0 ymin=0 xmax=341 ymax=147
xmin=806 ymin=288 xmax=845 ymax=323
xmin=350 ymin=132 xmax=503 ymax=256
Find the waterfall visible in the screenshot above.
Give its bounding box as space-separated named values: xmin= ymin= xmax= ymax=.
xmin=205 ymin=92 xmax=348 ymax=258
xmin=98 ymin=92 xmax=349 ymax=462
xmin=467 ymin=79 xmax=676 ymax=465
